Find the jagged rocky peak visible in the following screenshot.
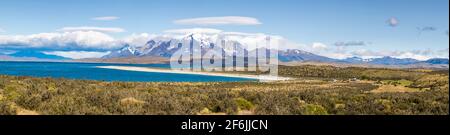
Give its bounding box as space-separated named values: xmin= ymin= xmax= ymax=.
xmin=101 ymin=34 xmax=449 ymax=66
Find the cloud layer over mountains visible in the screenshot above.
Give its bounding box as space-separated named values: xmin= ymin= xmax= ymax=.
xmin=0 ymin=31 xmax=119 ymax=50
xmin=0 ymin=27 xmax=448 ymax=60
xmin=0 ymin=28 xmax=299 ymax=59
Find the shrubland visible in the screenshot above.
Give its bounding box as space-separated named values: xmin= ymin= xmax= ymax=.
xmin=0 ymin=65 xmax=448 ymax=115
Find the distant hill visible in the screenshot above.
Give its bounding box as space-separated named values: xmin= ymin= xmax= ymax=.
xmin=341 ymin=56 xmax=420 ymax=65
xmin=423 ymin=58 xmax=449 ymax=65
xmin=339 ymin=56 xmax=449 ymax=66
xmin=75 ymin=56 xmax=169 ymax=64
xmin=0 ymin=55 xmax=41 ymax=61
xmin=278 ymin=49 xmax=339 ymax=62
xmin=366 ymin=57 xmax=420 ymax=65
xmin=9 ymin=50 xmax=70 ymax=60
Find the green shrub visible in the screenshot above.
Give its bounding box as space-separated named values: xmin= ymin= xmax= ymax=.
xmin=3 ymin=85 xmax=21 ymax=101
xmin=0 ymin=101 xmax=17 ymax=115
xmin=234 ymin=98 xmax=255 ymax=110
xmin=299 ymin=104 xmax=328 ymax=115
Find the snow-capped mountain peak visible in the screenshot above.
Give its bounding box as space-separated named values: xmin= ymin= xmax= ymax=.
xmin=122 ymin=45 xmax=138 ymax=55
xmin=101 ymin=34 xmax=449 ymax=67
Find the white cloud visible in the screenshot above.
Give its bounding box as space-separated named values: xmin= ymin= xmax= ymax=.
xmin=174 ymin=16 xmax=262 ymax=26
xmin=307 ymin=43 xmax=350 ymax=59
xmin=324 ymin=53 xmax=354 ymax=60
xmin=57 ymin=26 xmax=125 ymax=33
xmin=439 ymin=48 xmax=449 ymax=57
xmin=1 ymin=31 xmax=180 ymax=51
xmin=161 ymin=28 xmax=302 ymax=51
xmin=351 ymin=49 xmax=449 ymax=60
xmin=0 ymin=31 xmax=120 ymax=50
xmin=334 ymin=41 xmax=368 ymax=47
xmin=164 ymin=28 xmax=223 ymax=34
xmin=352 ymin=49 xmax=385 ymax=57
xmin=396 ymin=52 xmax=431 ymax=61
xmin=42 ymin=51 xmax=110 ymax=59
xmin=312 ymin=42 xmax=328 ymax=51
xmin=387 ymin=17 xmax=399 ymax=27
xmin=92 ymin=16 xmax=120 ymax=21
xmin=228 ymin=34 xmax=283 ymax=50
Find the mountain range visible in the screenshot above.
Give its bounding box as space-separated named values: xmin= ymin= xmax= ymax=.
xmin=1 ymin=34 xmax=448 ymax=67
xmin=100 ymin=34 xmax=448 ymax=66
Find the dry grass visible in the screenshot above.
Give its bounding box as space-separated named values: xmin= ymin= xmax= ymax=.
xmin=16 ymin=108 xmax=40 ymax=115
xmin=371 ymin=85 xmax=421 ymax=93
xmin=120 ymin=97 xmax=146 ymax=105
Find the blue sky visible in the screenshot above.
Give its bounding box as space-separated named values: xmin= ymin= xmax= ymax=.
xmin=0 ymin=0 xmax=448 ymax=60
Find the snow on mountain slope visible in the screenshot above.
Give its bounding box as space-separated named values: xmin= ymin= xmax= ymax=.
xmin=102 ymin=33 xmax=449 ymax=66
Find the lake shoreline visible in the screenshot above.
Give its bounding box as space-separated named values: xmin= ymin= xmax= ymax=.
xmin=96 ymin=66 xmax=291 ymax=81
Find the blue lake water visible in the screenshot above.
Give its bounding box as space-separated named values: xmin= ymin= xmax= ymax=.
xmin=0 ymin=61 xmax=254 ymax=82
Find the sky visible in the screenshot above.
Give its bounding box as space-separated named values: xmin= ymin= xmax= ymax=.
xmin=0 ymin=0 xmax=448 ymax=60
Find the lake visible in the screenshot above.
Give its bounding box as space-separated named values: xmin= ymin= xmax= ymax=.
xmin=0 ymin=61 xmax=254 ymax=82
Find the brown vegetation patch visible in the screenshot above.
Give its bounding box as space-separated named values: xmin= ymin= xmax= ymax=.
xmin=119 ymin=97 xmax=145 ymax=105
xmin=16 ymin=108 xmax=40 ymax=115
xmin=371 ymin=85 xmax=421 ymax=93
